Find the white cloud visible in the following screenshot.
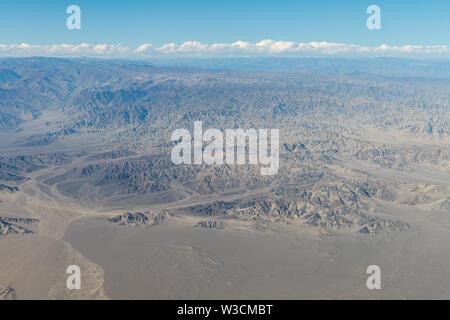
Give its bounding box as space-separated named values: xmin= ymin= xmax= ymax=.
xmin=135 ymin=43 xmax=153 ymax=53
xmin=0 ymin=43 xmax=130 ymax=57
xmin=0 ymin=41 xmax=448 ymax=58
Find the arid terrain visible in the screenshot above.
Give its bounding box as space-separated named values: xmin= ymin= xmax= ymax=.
xmin=0 ymin=57 xmax=449 ymax=299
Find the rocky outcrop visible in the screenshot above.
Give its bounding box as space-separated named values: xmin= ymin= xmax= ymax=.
xmin=185 ymin=180 xmax=410 ymax=234
xmin=0 ymin=284 xmax=16 ymax=300
xmin=0 ymin=220 xmax=34 ymax=236
xmin=108 ymin=211 xmax=169 ymax=227
xmin=0 ymin=216 xmax=38 ymax=236
xmin=0 ymin=184 xmax=19 ymax=193
xmin=0 ymin=216 xmax=39 ymax=224
xmin=194 ymin=220 xmax=225 ymax=230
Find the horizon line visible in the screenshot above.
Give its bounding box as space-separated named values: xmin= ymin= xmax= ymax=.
xmin=0 ymin=40 xmax=449 ymax=59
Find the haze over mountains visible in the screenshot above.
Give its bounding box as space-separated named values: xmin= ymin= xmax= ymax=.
xmin=0 ymin=57 xmax=449 ymax=299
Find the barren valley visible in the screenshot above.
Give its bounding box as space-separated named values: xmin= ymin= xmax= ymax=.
xmin=0 ymin=57 xmax=449 ymax=299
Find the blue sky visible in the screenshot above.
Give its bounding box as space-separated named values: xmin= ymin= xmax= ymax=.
xmin=0 ymin=0 xmax=449 ymax=58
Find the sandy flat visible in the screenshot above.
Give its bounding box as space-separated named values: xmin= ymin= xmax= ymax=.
xmin=64 ymin=211 xmax=450 ymax=299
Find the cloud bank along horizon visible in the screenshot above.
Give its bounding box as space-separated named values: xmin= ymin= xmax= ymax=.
xmin=0 ymin=41 xmax=449 ymax=58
